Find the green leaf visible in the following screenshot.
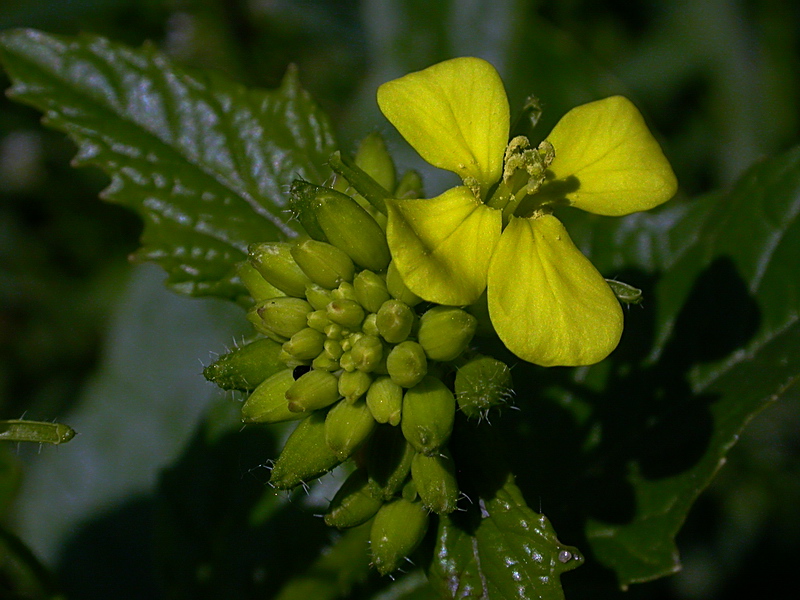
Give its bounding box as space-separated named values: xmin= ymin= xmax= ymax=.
xmin=0 ymin=29 xmax=337 ymax=300
xmin=429 ymin=426 xmax=583 ymax=600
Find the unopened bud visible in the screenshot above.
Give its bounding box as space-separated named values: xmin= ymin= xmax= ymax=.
xmin=376 ymin=300 xmax=415 ymax=344
xmin=455 ymin=355 xmax=513 ymax=419
xmin=370 ymin=498 xmax=429 ymax=575
xmin=241 ymin=369 xmax=304 ymax=424
xmin=394 ymin=169 xmax=424 ymax=199
xmin=367 ymin=425 xmax=415 ymax=500
xmin=283 ymin=327 xmax=326 ymax=361
xmin=417 ymin=306 xmax=477 ymax=361
xmin=338 ymin=369 xmax=373 ymax=402
xmin=307 ymin=309 xmax=331 ymax=332
xmin=286 ymin=369 xmax=341 ymax=413
xmin=411 ymin=448 xmax=459 ymax=514
xmin=252 ymin=297 xmax=312 ymax=340
xmin=325 ymin=469 xmax=383 ymax=529
xmin=291 ymin=238 xmax=354 ymax=289
xmin=249 ymin=242 xmax=312 ymax=297
xmin=350 ymin=334 xmax=383 ymax=373
xmin=366 ymin=376 xmax=403 ymax=426
xmin=401 ymin=376 xmax=455 ymax=455
xmin=325 ymin=398 xmax=376 ymax=460
xmin=312 ymin=186 xmax=391 ymax=272
xmin=326 ymin=299 xmax=365 ymax=329
xmin=354 ymin=270 xmax=391 ymax=313
xmin=312 ymin=353 xmax=340 ymax=372
xmin=355 ymin=131 xmax=396 ymax=193
xmin=305 ymin=283 xmax=334 ymax=310
xmin=339 ymin=350 xmax=356 ymax=372
xmin=386 ymin=341 xmax=427 ymax=388
xmin=362 ymin=313 xmax=379 ymax=336
xmin=269 ymin=411 xmax=342 ymax=489
xmin=333 ymin=281 xmax=358 ymax=302
xmin=386 ymin=261 xmax=421 ymax=306
xmin=204 ymin=338 xmax=283 ymax=391
xmin=237 ymin=261 xmax=283 ymax=302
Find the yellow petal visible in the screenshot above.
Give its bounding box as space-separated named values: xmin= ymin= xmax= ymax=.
xmin=544 ymin=96 xmax=677 ymax=216
xmin=387 ymin=187 xmax=502 ymax=306
xmin=377 ymin=57 xmax=509 ymax=191
xmin=488 ymin=215 xmax=623 ymax=366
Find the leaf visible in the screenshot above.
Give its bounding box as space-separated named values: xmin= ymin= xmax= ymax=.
xmin=428 ymin=425 xmax=583 ymax=600
xmin=0 ymin=29 xmax=337 ymax=300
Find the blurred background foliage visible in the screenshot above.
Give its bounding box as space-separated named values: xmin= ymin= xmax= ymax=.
xmin=0 ymin=0 xmax=798 ymax=599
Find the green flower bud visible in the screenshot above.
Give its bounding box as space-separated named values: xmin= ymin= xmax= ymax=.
xmin=401 ymin=376 xmax=455 ymax=455
xmin=366 ymin=375 xmax=403 ymax=426
xmin=370 ymin=498 xmax=429 ymax=575
xmin=286 ymin=369 xmax=341 ymax=413
xmin=386 ymin=341 xmax=428 ymax=388
xmin=323 ymin=339 xmax=343 ymax=360
xmin=411 ymin=448 xmax=459 ymax=514
xmin=325 ymin=469 xmax=383 ymax=529
xmin=401 ymin=479 xmax=418 ymax=502
xmin=338 ymin=369 xmax=373 ymax=402
xmin=270 ymin=411 xmax=342 ymax=489
xmin=355 ymin=131 xmax=396 ymax=193
xmin=291 ymin=238 xmax=355 ymax=289
xmin=252 ymin=297 xmax=312 ymax=340
xmin=394 ymin=169 xmax=424 ymax=199
xmin=307 ymin=309 xmax=332 ymax=332
xmin=326 ymin=299 xmax=365 ymax=329
xmin=204 ymin=338 xmax=284 ymax=391
xmin=354 ymin=270 xmax=391 ymax=314
xmin=386 ymin=261 xmax=421 ymax=306
xmin=362 ymin=313 xmax=379 ymax=337
xmin=339 ymin=350 xmax=356 ymax=372
xmin=241 ymin=369 xmax=305 ymax=424
xmin=333 ymin=281 xmax=358 ymax=302
xmin=367 ymin=425 xmax=415 ymax=500
xmin=249 ymin=242 xmax=312 ymax=297
xmin=278 ymin=349 xmax=308 ymax=369
xmin=311 ymin=186 xmax=391 ymax=272
xmin=325 ymin=398 xmax=376 ymax=460
xmin=455 ymin=355 xmax=513 ymax=419
xmin=324 ymin=322 xmax=344 ymax=341
xmin=283 ymin=327 xmax=326 ymax=361
xmin=417 ymin=306 xmax=477 ymax=361
xmin=375 ymin=300 xmax=415 ymax=344
xmin=237 ymin=261 xmax=284 ymax=303
xmin=305 ymin=283 xmax=334 ymax=310
xmin=312 ymin=353 xmax=340 ymax=372
xmin=350 ymin=334 xmax=383 ymax=373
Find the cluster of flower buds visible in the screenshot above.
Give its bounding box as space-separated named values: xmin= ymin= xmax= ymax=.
xmin=204 ymin=134 xmax=513 ymax=574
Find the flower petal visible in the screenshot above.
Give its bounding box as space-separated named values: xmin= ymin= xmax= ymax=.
xmin=544 ymin=96 xmax=677 ymax=216
xmin=387 ymin=186 xmax=502 ymax=306
xmin=377 ymin=57 xmax=509 ymax=191
xmin=488 ymin=215 xmax=623 ymax=366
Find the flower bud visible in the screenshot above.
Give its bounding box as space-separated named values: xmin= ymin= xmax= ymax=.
xmin=249 ymin=242 xmax=312 ymax=297
xmin=241 ymin=369 xmax=305 ymax=424
xmin=370 ymin=498 xmax=429 ymax=575
xmin=394 ymin=169 xmax=424 ymax=199
xmin=291 ymin=238 xmax=355 ymax=289
xmin=366 ymin=376 xmax=403 ymax=426
xmin=350 ymin=334 xmax=383 ymax=373
xmin=326 ymin=299 xmax=365 ymax=329
xmin=311 ymin=186 xmax=391 ymax=272
xmin=252 ymin=297 xmax=312 ymax=340
xmin=355 ymin=131 xmax=396 ymax=193
xmin=286 ymin=369 xmax=341 ymax=413
xmin=323 ymin=339 xmax=343 ymax=360
xmin=307 ymin=309 xmax=331 ymax=332
xmin=237 ymin=261 xmax=283 ymax=303
xmin=325 ymin=469 xmax=383 ymax=529
xmin=362 ymin=313 xmax=379 ymax=337
xmin=401 ymin=376 xmax=455 ymax=455
xmin=325 ymin=398 xmax=376 ymax=460
xmin=417 ymin=306 xmax=477 ymax=361
xmin=354 ymin=270 xmax=391 ymax=313
xmin=305 ymin=283 xmax=334 ymax=310
xmin=386 ymin=341 xmax=428 ymax=388
xmin=339 ymin=350 xmax=356 ymax=372
xmin=333 ymin=281 xmax=358 ymax=302
xmin=455 ymin=355 xmax=513 ymax=419
xmin=376 ymin=300 xmax=415 ymax=344
xmin=283 ymin=327 xmax=326 ymax=361
xmin=367 ymin=425 xmax=415 ymax=500
xmin=411 ymin=448 xmax=459 ymax=514
xmin=386 ymin=261 xmax=421 ymax=306
xmin=312 ymin=353 xmax=339 ymax=372
xmin=269 ymin=411 xmax=342 ymax=489
xmin=338 ymin=369 xmax=373 ymax=402
xmin=204 ymin=338 xmax=284 ymax=391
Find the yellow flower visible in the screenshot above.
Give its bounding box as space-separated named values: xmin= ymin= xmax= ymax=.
xmin=377 ymin=57 xmax=677 ymax=367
